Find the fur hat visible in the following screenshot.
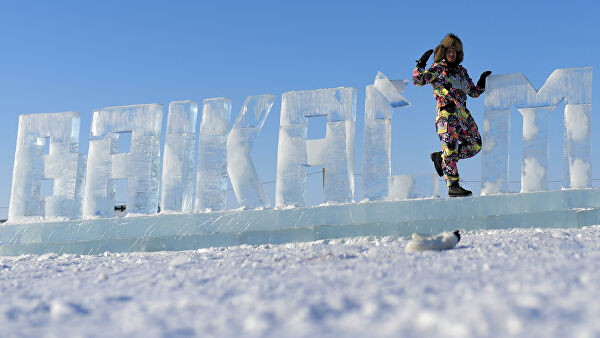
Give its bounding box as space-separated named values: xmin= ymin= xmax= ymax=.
xmin=434 ymin=33 xmax=464 ymax=64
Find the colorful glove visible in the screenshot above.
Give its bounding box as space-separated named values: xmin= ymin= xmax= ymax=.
xmin=477 ymin=71 xmax=492 ymax=89
xmin=416 ymin=49 xmax=434 ymax=69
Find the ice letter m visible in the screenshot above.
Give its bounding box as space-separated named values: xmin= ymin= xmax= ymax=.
xmin=482 ymin=68 xmax=592 ymax=194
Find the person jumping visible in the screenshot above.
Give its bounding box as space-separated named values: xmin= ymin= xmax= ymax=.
xmin=412 ymin=33 xmax=491 ymax=197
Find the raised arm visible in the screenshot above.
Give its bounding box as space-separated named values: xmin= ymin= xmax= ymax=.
xmin=466 ymin=69 xmax=492 ymax=98
xmin=412 ymin=49 xmax=438 ymax=86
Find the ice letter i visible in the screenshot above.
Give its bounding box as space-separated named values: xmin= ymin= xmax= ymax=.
xmin=161 ymin=100 xmax=199 ymax=213
xmin=195 ymin=98 xmax=232 ymax=212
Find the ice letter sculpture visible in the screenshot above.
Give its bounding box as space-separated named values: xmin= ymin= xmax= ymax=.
xmin=161 ymin=101 xmax=198 ymax=212
xmin=362 ymin=72 xmax=414 ymax=200
xmin=276 ymin=87 xmax=356 ymax=207
xmin=83 ymin=104 xmax=162 ymax=217
xmin=227 ymin=94 xmax=276 ymax=209
xmin=482 ymin=68 xmax=592 ymax=194
xmin=9 ymin=112 xmax=86 ymax=220
xmin=195 ymin=98 xmax=231 ymax=212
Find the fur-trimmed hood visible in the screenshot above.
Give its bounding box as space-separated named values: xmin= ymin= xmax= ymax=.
xmin=434 ymin=33 xmax=464 ymax=65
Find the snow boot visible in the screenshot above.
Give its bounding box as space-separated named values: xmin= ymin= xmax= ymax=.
xmin=448 ymin=181 xmax=472 ymax=197
xmin=430 ymin=151 xmax=443 ymax=177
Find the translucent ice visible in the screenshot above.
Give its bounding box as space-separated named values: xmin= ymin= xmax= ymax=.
xmin=195 ymin=98 xmax=231 ymax=212
xmin=373 ymin=71 xmax=410 ymax=108
xmin=275 ymin=87 xmax=356 ymax=207
xmin=9 ymin=112 xmax=86 ymax=220
xmin=482 ymin=68 xmax=592 ymax=194
xmin=564 ymin=104 xmax=592 ymax=188
xmin=83 ymin=104 xmax=163 ymax=217
xmin=363 ymin=85 xmax=392 ymax=200
xmin=519 ymin=106 xmax=554 ymax=192
xmin=227 ymin=95 xmax=276 ymax=209
xmin=2 ymin=189 xmax=600 ymax=255
xmin=363 ymin=72 xmax=419 ymax=201
xmin=161 ymin=101 xmax=198 ymax=212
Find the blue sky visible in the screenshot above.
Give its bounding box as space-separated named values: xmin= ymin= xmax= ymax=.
xmin=0 ymin=0 xmax=598 ymax=217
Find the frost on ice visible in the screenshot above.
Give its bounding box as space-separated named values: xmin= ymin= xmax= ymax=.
xmin=83 ymin=104 xmax=162 ymax=217
xmin=9 ymin=112 xmax=86 ymax=220
xmin=276 ymin=87 xmax=356 ymax=207
xmin=519 ymin=106 xmax=554 ymax=192
xmin=195 ymin=98 xmax=231 ymax=212
xmin=482 ymin=68 xmax=592 ymax=194
xmin=362 ymin=72 xmax=437 ymax=201
xmin=227 ymin=95 xmax=276 ymax=209
xmin=161 ymin=101 xmax=198 ymax=213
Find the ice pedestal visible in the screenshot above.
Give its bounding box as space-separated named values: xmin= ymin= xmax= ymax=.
xmin=161 ymin=101 xmax=198 ymax=212
xmin=276 ymin=87 xmax=356 ymax=207
xmin=227 ymin=94 xmax=276 ymax=209
xmin=83 ymin=104 xmax=163 ymax=217
xmin=482 ymin=68 xmax=592 ymax=195
xmin=2 ymin=189 xmax=600 ymax=256
xmin=195 ymin=98 xmax=231 ymax=212
xmin=9 ymin=112 xmax=86 ymax=220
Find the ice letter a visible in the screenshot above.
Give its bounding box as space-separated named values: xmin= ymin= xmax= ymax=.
xmin=227 ymin=94 xmax=276 ymax=209
xmin=482 ymin=68 xmax=592 ymax=194
xmin=195 ymin=98 xmax=231 ymax=212
xmin=276 ymin=87 xmax=356 ymax=207
xmin=9 ymin=112 xmax=86 ymax=220
xmin=161 ymin=101 xmax=198 ymax=213
xmin=83 ymin=104 xmax=162 ymax=217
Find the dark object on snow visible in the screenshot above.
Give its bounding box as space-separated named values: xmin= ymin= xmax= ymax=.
xmin=430 ymin=151 xmax=444 ymax=177
xmin=448 ymin=181 xmax=472 ymax=197
xmin=434 ymin=33 xmax=464 ymax=65
xmin=477 ymin=71 xmax=492 ymax=89
xmin=453 ymin=230 xmax=461 ymax=243
xmin=416 ymin=49 xmax=434 ymax=68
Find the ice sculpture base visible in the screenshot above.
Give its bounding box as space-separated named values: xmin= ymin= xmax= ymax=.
xmin=1 ymin=189 xmax=600 ymax=256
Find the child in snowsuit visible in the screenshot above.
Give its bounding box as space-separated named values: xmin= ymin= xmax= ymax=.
xmin=412 ymin=33 xmax=491 ymax=197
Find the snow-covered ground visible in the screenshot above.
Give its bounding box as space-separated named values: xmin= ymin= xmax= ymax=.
xmin=2 ymin=226 xmax=600 ymax=338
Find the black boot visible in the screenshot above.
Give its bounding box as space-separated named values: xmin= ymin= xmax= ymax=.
xmin=430 ymin=151 xmax=443 ymax=177
xmin=448 ymin=181 xmax=472 ymax=197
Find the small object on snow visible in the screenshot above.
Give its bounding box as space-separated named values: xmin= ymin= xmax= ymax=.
xmin=96 ymin=272 xmax=108 ymax=282
xmin=405 ymin=230 xmax=461 ymax=252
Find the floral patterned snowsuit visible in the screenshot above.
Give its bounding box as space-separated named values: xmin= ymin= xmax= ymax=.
xmin=413 ymin=60 xmax=484 ymax=186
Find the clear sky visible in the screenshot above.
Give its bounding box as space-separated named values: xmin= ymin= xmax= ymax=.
xmin=0 ymin=0 xmax=598 ymax=218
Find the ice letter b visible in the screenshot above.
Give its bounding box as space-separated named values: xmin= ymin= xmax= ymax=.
xmin=161 ymin=101 xmax=199 ymax=213
xmin=276 ymin=87 xmax=356 ymax=207
xmin=83 ymin=104 xmax=162 ymax=217
xmin=195 ymin=98 xmax=231 ymax=212
xmin=482 ymin=68 xmax=592 ymax=194
xmin=9 ymin=112 xmax=86 ymax=220
xmin=227 ymin=94 xmax=276 ymax=209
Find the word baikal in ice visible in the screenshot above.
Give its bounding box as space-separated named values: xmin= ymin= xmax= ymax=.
xmin=8 ymin=68 xmax=593 ymax=221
